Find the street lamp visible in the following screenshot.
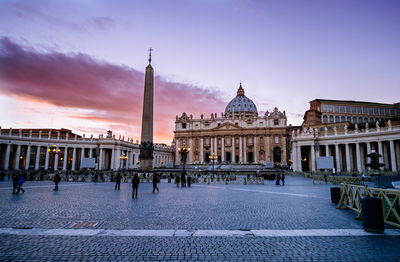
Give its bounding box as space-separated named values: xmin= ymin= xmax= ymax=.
xmin=48 ymin=144 xmax=61 ymax=170
xmin=178 ymin=146 xmax=190 ymax=172
xmin=120 ymin=153 xmax=128 ymax=170
xmin=209 ymin=152 xmax=218 ymax=176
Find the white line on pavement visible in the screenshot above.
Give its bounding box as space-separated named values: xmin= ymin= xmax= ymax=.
xmin=194 ymin=184 xmax=329 ymax=199
xmin=0 ymin=183 xmax=92 ymax=190
xmin=0 ymin=228 xmax=399 ymax=237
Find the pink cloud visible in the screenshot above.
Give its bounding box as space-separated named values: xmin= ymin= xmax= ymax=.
xmin=0 ymin=37 xmax=226 ymax=143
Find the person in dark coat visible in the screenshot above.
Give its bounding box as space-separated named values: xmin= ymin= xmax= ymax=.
xmin=175 ymin=174 xmax=180 ymax=187
xmin=181 ymin=172 xmax=186 ymax=187
xmin=115 ymin=173 xmax=121 ymax=190
xmin=12 ymin=172 xmax=19 ymax=194
xmin=187 ymin=175 xmax=192 ymax=188
xmin=281 ymin=173 xmax=285 ymax=186
xmin=132 ymin=173 xmax=140 ymax=199
xmin=17 ymin=173 xmax=25 ymax=193
xmin=152 ymin=173 xmax=159 ymax=193
xmin=53 ymin=172 xmax=61 ymax=191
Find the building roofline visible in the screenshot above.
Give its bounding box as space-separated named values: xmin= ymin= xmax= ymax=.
xmin=309 ymin=99 xmax=397 ymax=107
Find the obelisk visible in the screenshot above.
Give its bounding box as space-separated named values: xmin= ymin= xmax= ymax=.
xmin=139 ymin=48 xmax=154 ymax=171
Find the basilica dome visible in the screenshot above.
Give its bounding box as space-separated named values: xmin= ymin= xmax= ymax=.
xmin=224 ymin=83 xmax=258 ymax=117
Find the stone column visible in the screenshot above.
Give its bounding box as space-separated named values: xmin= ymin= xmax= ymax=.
xmin=315 ymin=144 xmax=320 ymax=158
xmin=355 ymin=143 xmax=362 ymax=173
xmin=200 ymin=137 xmax=204 ymax=163
xmin=221 ymin=136 xmax=225 ymax=162
xmin=4 ymin=144 xmax=10 ymax=170
xmin=89 ymin=148 xmax=93 ymax=158
xmin=345 ymin=144 xmax=351 ymax=172
xmin=63 ymin=148 xmax=68 ymax=171
xmin=71 ymin=148 xmax=76 ymax=171
xmin=14 ymin=145 xmax=21 ymax=170
xmin=129 ymin=151 xmax=134 ymax=168
xmin=311 ymin=144 xmax=316 ymax=172
xmin=44 ymin=146 xmax=50 ymax=170
xmin=366 ymin=142 xmax=371 ymax=163
xmin=231 ymin=136 xmax=235 ymax=163
xmin=99 ymin=148 xmax=103 ymax=170
xmin=80 ymin=148 xmax=85 ymax=169
xmin=291 ymin=143 xmax=297 ymax=171
xmin=54 ymin=147 xmax=58 ymax=170
xmin=281 ymin=136 xmax=287 ymax=165
xmin=239 ymin=136 xmax=243 ymax=163
xmin=335 ymin=144 xmax=341 ymax=172
xmin=297 ymin=145 xmax=302 ymax=172
xmin=243 ymin=135 xmax=247 ymax=163
xmin=25 ymin=145 xmax=31 ymax=170
xmin=383 ymin=143 xmax=390 ymax=170
xmin=325 ymin=145 xmax=330 ymax=157
xmin=214 ymin=136 xmax=218 ymax=157
xmin=378 ymin=141 xmax=384 ymax=170
xmin=390 ymin=140 xmax=397 ymax=172
xmin=266 ymin=135 xmax=270 ymax=162
xmin=188 ymin=138 xmax=193 ymax=164
xmin=254 ymin=136 xmax=258 ymax=163
xmin=35 ymin=146 xmax=40 ymax=170
xmin=396 ymin=141 xmax=400 ymax=171
xmin=110 ymin=149 xmax=115 ymax=170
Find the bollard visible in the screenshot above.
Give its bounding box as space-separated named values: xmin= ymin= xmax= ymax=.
xmin=330 ymin=187 xmax=341 ymax=204
xmin=361 ymin=197 xmax=384 ymax=233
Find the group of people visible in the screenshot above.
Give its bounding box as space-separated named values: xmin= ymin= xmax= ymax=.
xmin=174 ymin=173 xmax=192 ymax=188
xmin=114 ymin=172 xmax=159 ymax=199
xmin=275 ymin=173 xmax=285 ymax=186
xmin=12 ymin=172 xmax=25 ymax=194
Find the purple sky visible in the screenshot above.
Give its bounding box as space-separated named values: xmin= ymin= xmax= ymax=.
xmin=0 ymin=0 xmax=399 ymax=144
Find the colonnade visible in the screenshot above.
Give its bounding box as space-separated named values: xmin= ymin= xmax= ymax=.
xmin=292 ymin=124 xmax=400 ymax=173
xmin=0 ymin=129 xmax=173 ymax=171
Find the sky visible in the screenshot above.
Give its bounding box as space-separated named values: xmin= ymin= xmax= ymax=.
xmin=0 ymin=0 xmax=399 ymax=144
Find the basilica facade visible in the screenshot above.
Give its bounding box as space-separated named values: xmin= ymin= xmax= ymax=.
xmin=173 ymin=84 xmax=289 ymax=166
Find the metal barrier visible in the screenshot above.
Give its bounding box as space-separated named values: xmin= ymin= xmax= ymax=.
xmin=337 ymin=183 xmax=400 ymax=228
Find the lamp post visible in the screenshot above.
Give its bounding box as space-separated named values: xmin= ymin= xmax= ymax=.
xmin=209 ymin=152 xmax=218 ymax=176
xmin=48 ymin=144 xmax=61 ymax=171
xmin=120 ymin=153 xmax=128 ymax=170
xmin=178 ymin=146 xmax=190 ymax=172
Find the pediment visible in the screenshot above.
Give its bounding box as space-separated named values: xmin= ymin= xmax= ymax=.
xmin=212 ymin=122 xmax=242 ymax=130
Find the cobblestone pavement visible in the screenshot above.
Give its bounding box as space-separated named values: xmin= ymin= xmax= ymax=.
xmin=0 ymin=175 xmax=399 ymax=261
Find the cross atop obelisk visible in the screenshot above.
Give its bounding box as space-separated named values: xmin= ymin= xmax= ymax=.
xmin=148 ymin=48 xmax=153 ymax=64
xmin=139 ymin=49 xmax=154 ymax=171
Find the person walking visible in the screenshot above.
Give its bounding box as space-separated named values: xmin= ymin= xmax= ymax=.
xmin=115 ymin=173 xmax=121 ymax=190
xmin=275 ymin=173 xmax=280 ymax=186
xmin=53 ymin=172 xmax=61 ymax=191
xmin=175 ymin=174 xmax=180 ymax=187
xmin=12 ymin=172 xmax=19 ymax=194
xmin=187 ymin=175 xmax=192 ymax=188
xmin=17 ymin=173 xmax=25 ymax=193
xmin=132 ymin=173 xmax=139 ymax=199
xmin=152 ymin=173 xmax=159 ymax=193
xmin=181 ymin=172 xmax=186 ymax=187
xmin=281 ymin=173 xmax=285 ymax=186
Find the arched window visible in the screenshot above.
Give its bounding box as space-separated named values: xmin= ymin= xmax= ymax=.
xmin=341 ymin=116 xmax=346 ymax=122
xmin=329 ymin=115 xmax=334 ymax=123
xmin=273 ymin=147 xmax=281 ymax=163
xmin=323 ymin=115 xmax=328 ymax=123
xmin=335 ymin=116 xmax=340 ymax=122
